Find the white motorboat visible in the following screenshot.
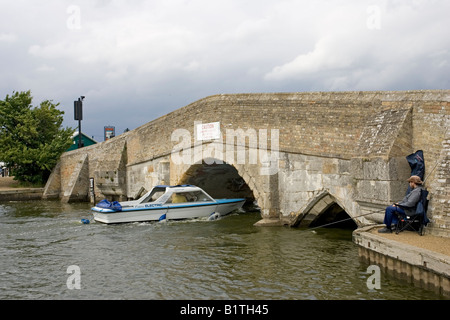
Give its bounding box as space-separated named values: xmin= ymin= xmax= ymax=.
xmin=91 ymin=184 xmax=246 ymax=224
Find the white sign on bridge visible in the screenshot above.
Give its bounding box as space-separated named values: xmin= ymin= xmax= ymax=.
xmin=196 ymin=122 xmax=221 ymax=141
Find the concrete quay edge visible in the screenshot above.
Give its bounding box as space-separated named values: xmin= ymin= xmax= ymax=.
xmin=353 ymin=225 xmax=450 ymax=297
xmin=0 ymin=188 xmax=44 ymax=201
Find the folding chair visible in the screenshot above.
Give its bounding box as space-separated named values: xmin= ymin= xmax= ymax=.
xmin=396 ymin=188 xmax=429 ymax=236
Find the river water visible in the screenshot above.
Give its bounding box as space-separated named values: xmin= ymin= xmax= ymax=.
xmin=0 ymin=200 xmax=446 ymax=300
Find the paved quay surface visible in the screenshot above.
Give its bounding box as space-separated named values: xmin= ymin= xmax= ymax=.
xmin=367 ymin=226 xmax=450 ymax=257
xmin=0 ymin=177 xmax=44 ymax=201
xmin=0 ymin=176 xmax=21 ymax=190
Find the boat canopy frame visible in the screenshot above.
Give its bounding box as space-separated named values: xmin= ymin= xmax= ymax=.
xmin=135 ymin=185 xmax=216 ymax=206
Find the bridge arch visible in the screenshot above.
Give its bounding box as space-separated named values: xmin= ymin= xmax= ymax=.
xmin=175 ymin=158 xmax=261 ymax=211
xmin=292 ymin=190 xmax=359 ymax=229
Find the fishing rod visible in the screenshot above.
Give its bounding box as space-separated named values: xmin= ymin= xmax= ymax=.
xmin=310 ymin=125 xmax=449 ymax=232
xmin=423 ymin=126 xmax=449 ymax=184
xmin=306 ymin=208 xmax=386 ymax=231
xmin=423 ymin=159 xmax=440 ymax=185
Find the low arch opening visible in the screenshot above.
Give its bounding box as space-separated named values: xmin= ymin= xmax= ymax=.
xmin=309 ymin=203 xmax=358 ymax=230
xmin=178 ymin=161 xmax=258 ymax=211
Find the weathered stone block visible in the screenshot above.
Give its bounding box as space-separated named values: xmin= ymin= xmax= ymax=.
xmin=355 ymin=180 xmax=391 ymax=204
xmin=363 ymin=157 xmax=390 ymax=180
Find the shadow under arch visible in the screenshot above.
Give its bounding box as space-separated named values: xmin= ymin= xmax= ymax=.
xmin=176 ymin=159 xmax=258 ymax=210
xmin=292 ymin=191 xmax=358 ymax=230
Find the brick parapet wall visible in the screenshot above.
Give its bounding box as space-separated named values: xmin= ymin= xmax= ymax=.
xmin=127 ymin=90 xmax=448 ymax=163
xmin=425 ymin=129 xmax=450 ymax=237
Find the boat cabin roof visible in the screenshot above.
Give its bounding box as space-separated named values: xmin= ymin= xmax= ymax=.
xmin=137 ymin=184 xmax=214 ymax=204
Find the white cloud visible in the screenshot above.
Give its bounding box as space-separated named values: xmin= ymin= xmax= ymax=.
xmin=36 ymin=64 xmax=56 ymax=73
xmin=264 ymin=0 xmax=450 ymax=91
xmin=0 ymin=33 xmax=18 ymax=43
xmin=265 ymin=33 xmax=357 ymax=80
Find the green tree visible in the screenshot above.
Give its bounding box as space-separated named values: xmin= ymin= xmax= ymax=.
xmin=0 ymin=90 xmax=74 ymax=185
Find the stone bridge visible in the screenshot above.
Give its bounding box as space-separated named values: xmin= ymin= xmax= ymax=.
xmin=43 ymin=90 xmax=450 ymax=236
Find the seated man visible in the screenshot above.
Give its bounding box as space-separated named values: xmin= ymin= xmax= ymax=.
xmin=378 ymin=175 xmax=423 ymax=234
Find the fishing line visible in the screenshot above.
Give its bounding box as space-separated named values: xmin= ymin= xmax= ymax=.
xmin=309 ymin=125 xmax=449 ymax=232
xmin=306 ymin=208 xmax=386 ymax=232
xmin=423 ymin=125 xmax=449 ymax=184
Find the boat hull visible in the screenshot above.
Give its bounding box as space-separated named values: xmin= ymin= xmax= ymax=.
xmin=92 ymin=207 xmax=167 ymax=224
xmin=92 ymin=199 xmax=245 ymax=224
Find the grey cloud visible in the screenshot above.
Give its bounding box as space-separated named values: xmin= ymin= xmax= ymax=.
xmin=0 ymin=0 xmax=448 ymax=140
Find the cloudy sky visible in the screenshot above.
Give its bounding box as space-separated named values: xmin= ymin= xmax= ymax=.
xmin=1 ymin=0 xmax=449 ymax=141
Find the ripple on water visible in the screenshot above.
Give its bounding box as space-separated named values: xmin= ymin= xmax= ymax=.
xmin=0 ymin=204 xmax=446 ymax=300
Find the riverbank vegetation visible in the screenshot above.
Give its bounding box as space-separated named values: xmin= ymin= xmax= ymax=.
xmin=0 ymin=90 xmax=74 ymax=186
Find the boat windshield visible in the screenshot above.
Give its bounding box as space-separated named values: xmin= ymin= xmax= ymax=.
xmin=165 ymin=191 xmax=213 ymax=204
xmin=140 ymin=187 xmax=166 ymax=203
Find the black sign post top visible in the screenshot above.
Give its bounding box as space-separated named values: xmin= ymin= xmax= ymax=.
xmin=74 ymin=96 xmax=85 ymax=121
